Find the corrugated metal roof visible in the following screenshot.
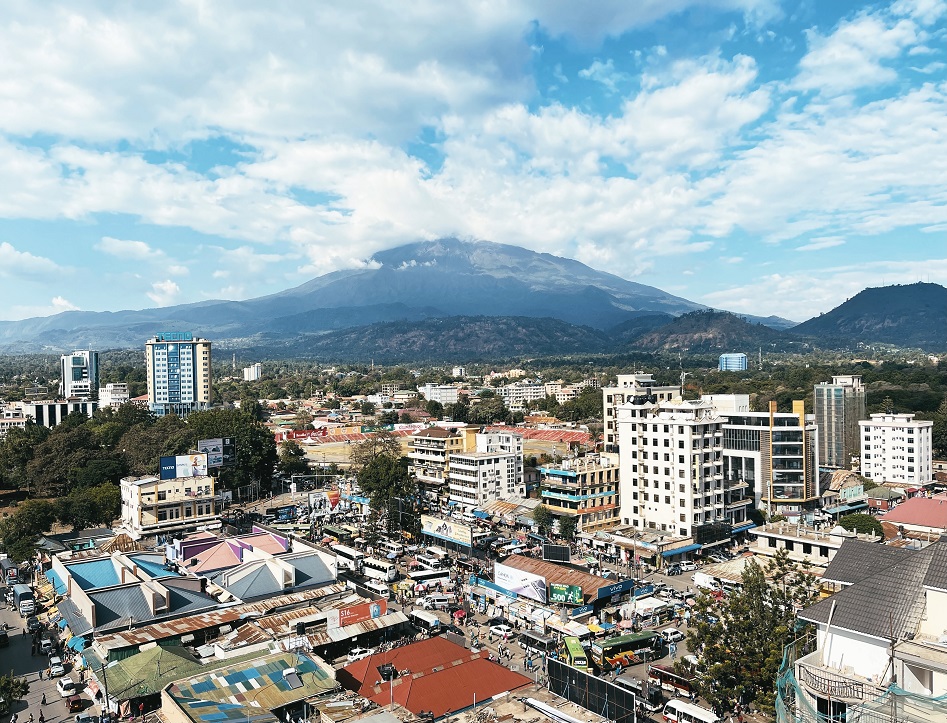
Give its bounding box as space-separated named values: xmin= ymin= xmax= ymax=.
xmin=300 ymin=611 xmax=408 ymax=648
xmin=256 ymin=593 xmax=363 ymax=634
xmin=95 ymin=583 xmax=348 ymax=651
xmin=497 ymin=553 xmax=606 ymax=595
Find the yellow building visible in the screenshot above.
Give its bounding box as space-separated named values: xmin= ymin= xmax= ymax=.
xmin=121 ymin=474 xmax=221 ymax=539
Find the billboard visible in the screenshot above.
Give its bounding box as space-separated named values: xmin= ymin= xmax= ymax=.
xmin=338 ymin=598 xmax=387 ymax=627
xmin=159 ymin=453 xmax=208 ymax=480
xmin=309 ymin=490 xmax=342 ymax=517
xmin=542 ymin=544 xmax=571 ymax=563
xmin=197 ymin=438 xmax=237 ymax=468
xmin=421 ymin=514 xmax=472 ymax=547
xmin=549 ymin=583 xmax=583 ymax=605
xmin=494 ymin=562 xmax=547 ymax=603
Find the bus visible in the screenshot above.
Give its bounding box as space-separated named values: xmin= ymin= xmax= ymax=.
xmin=648 ymin=664 xmax=696 ymax=699
xmin=425 ymin=546 xmax=449 ymax=560
xmin=591 ymin=631 xmax=663 ymax=671
xmin=409 ymin=568 xmax=452 ymax=590
xmin=341 ymin=524 xmax=360 ymax=538
xmin=661 ymin=699 xmax=720 ymax=723
xmin=362 ymin=557 xmax=398 ymax=582
xmin=334 ymin=544 xmax=365 ymax=573
xmin=519 ymin=630 xmax=557 ymax=656
xmin=377 ymin=539 xmax=404 ymax=557
xmin=415 ymin=554 xmax=443 ymax=570
xmin=322 ymin=525 xmax=352 ymax=543
xmin=614 ymin=675 xmax=664 ymax=713
xmin=409 ymin=609 xmax=441 ymax=633
xmin=562 ymin=636 xmax=589 ymax=671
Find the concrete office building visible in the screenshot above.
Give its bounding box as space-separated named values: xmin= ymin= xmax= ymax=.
xmin=447 ymin=430 xmax=525 ymax=509
xmin=860 ymin=412 xmax=933 ymax=485
xmin=539 ymin=453 xmax=620 ymax=532
xmin=602 ymin=373 xmax=679 ymax=452
xmin=718 ymin=353 xmax=748 ymax=371
xmin=59 ymin=350 xmax=99 ymax=399
xmin=145 ymin=332 xmax=212 ymax=417
xmin=814 ymin=375 xmax=867 ymax=469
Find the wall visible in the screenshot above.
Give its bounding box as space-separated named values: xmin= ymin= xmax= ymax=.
xmin=817 ymin=626 xmax=891 ymax=683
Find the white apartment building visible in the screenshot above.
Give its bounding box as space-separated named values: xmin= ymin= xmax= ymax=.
xmin=13 ymin=399 xmax=97 ymax=428
xmin=0 ymin=408 xmax=27 ymax=439
xmin=145 ymin=332 xmax=212 ymax=417
xmin=418 ymin=383 xmax=460 ymax=406
xmin=447 ymin=431 xmax=525 ymax=510
xmin=59 ymin=350 xmax=99 ymax=399
xmin=243 ymin=363 xmax=262 ymax=381
xmin=451 ymin=367 xmax=467 ymax=378
xmin=120 ymin=474 xmax=221 ymax=539
xmin=496 ymin=381 xmax=547 ymax=409
xmin=98 ymin=383 xmax=130 ymax=408
xmin=860 ymin=412 xmax=933 ymax=485
xmin=602 ymin=373 xmax=679 ymax=452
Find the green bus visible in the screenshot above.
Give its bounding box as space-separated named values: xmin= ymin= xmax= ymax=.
xmin=591 ymin=631 xmax=663 ymax=671
xmin=562 ymin=636 xmax=588 ymax=671
xmin=322 ymin=525 xmax=353 ymax=542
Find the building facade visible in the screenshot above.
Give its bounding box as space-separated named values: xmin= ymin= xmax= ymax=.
xmin=14 ymin=399 xmax=98 ymax=428
xmin=814 ymin=375 xmax=866 ymax=469
xmin=120 ymin=474 xmax=220 ymax=539
xmin=447 ymin=431 xmax=525 ymax=510
xmin=98 ymin=383 xmax=130 ymax=408
xmin=718 ymin=353 xmax=748 ymax=371
xmin=59 ymin=350 xmax=99 ymax=399
xmin=496 ymin=381 xmax=547 ymax=409
xmin=602 ymin=373 xmax=679 ymax=452
xmin=418 ymin=383 xmax=460 ymax=406
xmin=859 ymin=412 xmax=933 ymax=485
xmin=145 ymin=332 xmax=212 ymax=417
xmin=407 ymin=426 xmax=477 ymax=504
xmin=538 ymin=453 xmax=620 ymax=532
xmin=243 ymin=363 xmax=262 ymax=382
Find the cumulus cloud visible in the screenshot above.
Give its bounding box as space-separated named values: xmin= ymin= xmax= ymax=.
xmin=97 ymin=236 xmax=163 ymax=260
xmin=147 ymin=279 xmax=180 ymax=305
xmin=0 ymin=242 xmax=63 ymax=276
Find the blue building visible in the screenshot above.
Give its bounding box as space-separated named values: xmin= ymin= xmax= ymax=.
xmin=718 ymin=353 xmax=748 ymax=371
xmin=145 ymin=331 xmax=212 ymax=417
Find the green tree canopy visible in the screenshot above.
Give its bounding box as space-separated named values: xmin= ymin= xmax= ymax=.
xmin=185 ymin=408 xmax=278 ymax=490
xmin=557 ymin=515 xmax=577 ymax=542
xmin=0 ymin=499 xmax=57 ymax=561
xmin=277 ymin=440 xmax=311 ymax=476
xmin=837 ymin=512 xmax=884 ymax=537
xmin=56 ymin=483 xmax=121 ymax=531
xmin=348 ymin=431 xmax=403 ymax=474
xmin=532 ymin=505 xmax=553 ymax=536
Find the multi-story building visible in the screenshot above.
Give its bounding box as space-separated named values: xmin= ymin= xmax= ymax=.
xmin=98 ymin=383 xmax=129 ymax=408
xmin=447 ymin=431 xmax=525 ymax=510
xmin=718 ymin=353 xmax=747 ymax=371
xmin=496 ymin=381 xmax=547 ymax=409
xmin=602 ymin=373 xmax=679 ymax=452
xmin=407 ymin=426 xmax=477 ymax=504
xmin=145 ymin=332 xmax=212 ymax=417
xmin=451 ymin=367 xmax=467 ymax=379
xmin=59 ymin=350 xmax=99 ymax=399
xmin=814 ymin=375 xmax=866 ymax=469
xmin=0 ymin=408 xmax=27 ymax=439
xmin=120 ymin=474 xmax=220 ymax=539
xmin=13 ymin=399 xmax=97 ymax=428
xmin=538 ymin=453 xmax=620 ymax=532
xmin=860 ymin=412 xmax=933 ymax=485
xmin=724 ymin=401 xmax=821 ymax=520
xmin=418 ymin=383 xmax=460 ymax=406
xmin=243 ymin=363 xmax=262 ymax=382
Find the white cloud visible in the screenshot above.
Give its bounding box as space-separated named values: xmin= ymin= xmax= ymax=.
xmin=4 ymin=296 xmax=79 ymax=321
xmin=796 ymin=236 xmax=845 ymax=252
xmin=578 ymin=59 xmax=627 ymax=92
xmin=0 ymin=242 xmax=63 ymax=276
xmin=97 ymin=236 xmax=163 ymax=260
xmin=147 ymin=279 xmax=180 ymax=305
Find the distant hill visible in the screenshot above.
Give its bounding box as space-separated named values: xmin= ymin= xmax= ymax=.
xmin=629 ymin=310 xmax=804 ymax=353
xmin=793 ymin=283 xmax=946 ymax=350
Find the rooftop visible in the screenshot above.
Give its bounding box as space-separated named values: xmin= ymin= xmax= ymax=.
xmin=881 ymin=494 xmax=947 ymax=530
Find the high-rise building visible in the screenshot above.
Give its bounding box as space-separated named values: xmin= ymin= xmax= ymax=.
xmin=243 ymin=363 xmax=262 ymax=382
xmin=602 ymin=373 xmax=679 ymax=452
xmin=718 ymin=353 xmax=748 ymax=371
xmin=59 ymin=350 xmax=99 ymax=399
xmin=814 ymin=375 xmax=867 ymax=469
xmin=145 ymin=332 xmax=212 ymax=417
xmin=860 ymin=412 xmax=933 ymax=485
xmin=447 ymin=430 xmax=525 ymax=509
xmin=539 ymin=453 xmax=620 ymax=533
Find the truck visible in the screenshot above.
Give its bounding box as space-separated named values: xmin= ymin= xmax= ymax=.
xmin=691 ymin=572 xmax=720 ymax=592
xmin=13 ymin=584 xmax=35 ymax=616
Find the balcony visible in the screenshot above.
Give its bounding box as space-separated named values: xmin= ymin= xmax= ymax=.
xmin=795 ymin=649 xmax=886 ymax=704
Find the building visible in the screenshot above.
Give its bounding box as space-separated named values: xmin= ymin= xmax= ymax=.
xmin=447 ymin=430 xmax=525 ymax=510
xmin=602 ymin=373 xmax=679 ymax=452
xmin=13 ymin=399 xmax=97 ymax=428
xmin=120 ymin=474 xmax=221 ymax=539
xmin=59 ymin=350 xmax=99 ymax=399
xmin=0 ymin=407 xmax=27 ymax=438
xmin=407 ymin=426 xmax=478 ymax=504
xmin=718 ymin=353 xmax=748 ymax=371
xmin=417 ymin=383 xmax=460 ymax=406
xmin=145 ymin=331 xmax=212 ymax=417
xmin=778 ymin=539 xmax=947 ymax=723
xmin=243 ymin=362 xmax=262 ymax=381
xmin=98 ymin=382 xmax=130 ymax=408
xmin=495 ymin=381 xmax=547 ymax=409
xmin=814 ymin=375 xmax=867 ymax=469
xmin=451 ymin=366 xmax=467 ymax=378
xmin=880 ymin=493 xmax=947 ymax=534
xmin=860 ymin=412 xmax=933 ymax=485
xmin=538 ymin=453 xmax=620 ymax=532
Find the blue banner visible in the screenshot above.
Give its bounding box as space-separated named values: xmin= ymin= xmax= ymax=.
xmin=596 ymin=579 xmax=653 ymax=600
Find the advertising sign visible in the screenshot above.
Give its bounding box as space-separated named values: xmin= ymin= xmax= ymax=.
xmin=198 ymin=437 xmax=237 ymax=468
xmin=494 ymin=562 xmax=547 ymax=603
xmin=159 ymin=453 xmax=208 ymax=480
xmin=338 ymin=598 xmax=387 ymax=627
xmin=421 ymin=514 xmax=472 ymax=547
xmin=549 ymin=583 xmax=584 ymax=605
xmin=309 ymin=490 xmax=342 ymax=517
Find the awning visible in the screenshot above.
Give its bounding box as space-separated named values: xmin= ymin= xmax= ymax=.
xmin=473 ymin=510 xmax=490 ymax=519
xmin=661 ymin=543 xmax=701 ymax=557
xmin=66 ymin=636 xmax=88 ymax=652
xmin=45 ymin=569 xmax=67 ymax=595
xmin=58 ymin=619 xmax=69 ymax=629
xmin=731 ymin=523 xmax=756 ymax=534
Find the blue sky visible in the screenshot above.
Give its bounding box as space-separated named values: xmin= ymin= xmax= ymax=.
xmin=0 ymin=0 xmax=943 ymax=322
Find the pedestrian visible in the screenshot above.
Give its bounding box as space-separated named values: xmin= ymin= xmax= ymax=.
xmin=28 ymin=714 xmax=33 ymax=723
xmin=38 ymin=713 xmax=44 ymax=723
xmin=41 ymin=694 xmax=46 ymax=706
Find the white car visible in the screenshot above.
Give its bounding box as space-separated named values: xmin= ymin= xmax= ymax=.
xmin=347 ymin=647 xmax=375 ymax=663
xmin=490 ymin=624 xmax=513 ymax=639
xmin=662 ymin=628 xmax=685 ymax=643
xmin=48 ymin=656 xmax=66 ymax=677
xmin=57 ymin=677 xmax=77 ymax=698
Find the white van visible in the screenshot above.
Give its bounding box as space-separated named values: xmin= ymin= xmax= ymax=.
xmin=461 ymin=511 xmax=477 ymax=523
xmin=421 ymin=593 xmax=456 ymax=610
xmin=410 ymin=609 xmax=442 ymax=632
xmin=365 ymin=580 xmax=392 ymax=599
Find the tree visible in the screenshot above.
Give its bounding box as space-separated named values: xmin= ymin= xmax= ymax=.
xmin=532 ymin=505 xmax=553 ymax=536
xmin=185 ymin=408 xmax=278 ymax=491
xmin=444 ymin=400 xmax=469 ymax=423
xmin=349 ymin=431 xmax=403 ymax=474
xmin=557 ymin=515 xmax=577 ymax=542
xmin=0 ymin=422 xmax=49 ymax=489
xmin=837 ymin=512 xmax=884 ymax=537
xmin=118 ymin=415 xmax=191 ymax=476
xmin=0 ymin=672 xmax=29 ymax=713
xmin=684 ymin=551 xmax=817 ymax=716
xmin=293 ymin=408 xmax=314 ymax=431
xmin=357 ymin=454 xmax=418 ymax=536
xmin=933 ymin=397 xmax=947 ymax=459
xmin=468 ymin=397 xmax=507 ymax=425
xmin=359 ymin=401 xmax=377 ymax=417
xmin=277 ymin=440 xmax=310 ymax=476
xmin=424 ymin=400 xmax=443 ymax=419
xmin=0 ymin=499 xmax=57 ymax=561
xmin=56 ymin=483 xmax=121 ymax=531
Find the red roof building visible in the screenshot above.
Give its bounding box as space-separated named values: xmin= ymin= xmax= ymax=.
xmin=337 ymin=637 xmax=532 ymax=718
xmin=880 ymin=493 xmax=947 ymax=533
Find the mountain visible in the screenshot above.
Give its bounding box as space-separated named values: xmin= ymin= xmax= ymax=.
xmin=0 ymin=238 xmax=708 ymax=353
xmin=792 ymin=283 xmax=947 ymax=350
xmin=629 ymin=310 xmax=804 ymax=353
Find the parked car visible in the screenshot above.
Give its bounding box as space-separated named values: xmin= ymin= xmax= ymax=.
xmin=65 ymin=695 xmax=84 ymax=713
xmin=347 ymin=647 xmax=375 ymax=663
xmin=48 ymin=656 xmax=66 ymax=677
xmin=75 ymin=713 xmax=98 ymax=723
xmin=679 ymin=561 xmax=698 ymax=572
xmin=662 ymin=628 xmax=685 ymax=643
xmin=40 ymin=636 xmax=54 ymax=654
xmin=486 ymin=617 xmax=509 ymax=628
xmin=57 ymin=677 xmax=77 ymax=698
xmin=26 ymin=616 xmax=43 ymax=633
xmin=665 ymin=564 xmax=683 ymax=576
xmin=490 ymin=624 xmax=513 ymax=639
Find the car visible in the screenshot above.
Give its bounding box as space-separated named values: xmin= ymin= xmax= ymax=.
xmin=40 ymin=636 xmax=54 ymax=654
xmin=57 ymin=677 xmax=77 ymax=698
xmin=679 ymin=561 xmax=698 ymax=572
xmin=75 ymin=714 xmax=98 ymax=723
xmin=433 ymin=624 xmax=466 ymax=637
xmin=347 ymin=647 xmax=375 ymax=663
xmin=706 ymin=554 xmax=728 ymax=564
xmin=486 ymin=617 xmax=509 ymax=628
xmin=48 ymin=656 xmax=66 ymax=677
xmin=490 ymin=624 xmax=514 ymax=639
xmin=662 ymin=628 xmax=685 ymax=643
xmin=26 ymin=616 xmax=43 ymax=633
xmin=665 ymin=564 xmax=683 ymax=576
xmin=65 ymin=695 xmax=84 ymax=713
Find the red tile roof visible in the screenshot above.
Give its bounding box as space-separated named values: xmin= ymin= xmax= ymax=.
xmin=881 ymin=493 xmax=947 ymax=530
xmin=337 ymin=637 xmax=531 ymax=718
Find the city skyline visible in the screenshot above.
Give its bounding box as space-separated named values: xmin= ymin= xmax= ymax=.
xmin=0 ymin=0 xmax=943 ymax=322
